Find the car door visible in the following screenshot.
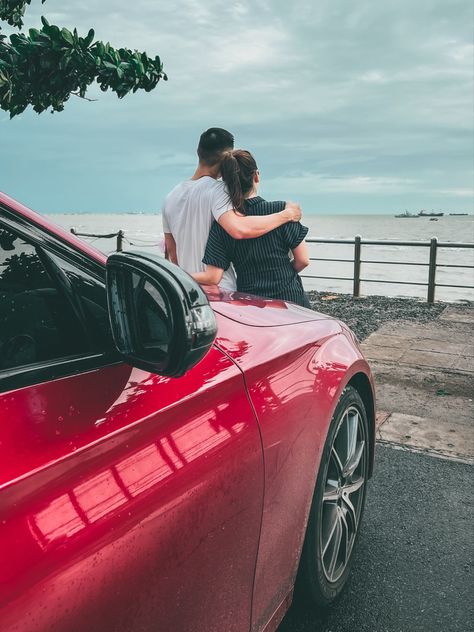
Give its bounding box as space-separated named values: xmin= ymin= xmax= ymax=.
xmin=0 ymin=216 xmax=264 ymax=632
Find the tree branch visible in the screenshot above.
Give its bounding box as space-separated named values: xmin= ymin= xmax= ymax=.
xmin=0 ymin=16 xmax=167 ymax=117
xmin=71 ymin=92 xmax=97 ymax=102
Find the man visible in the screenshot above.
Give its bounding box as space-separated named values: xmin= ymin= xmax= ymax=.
xmin=162 ymin=127 xmax=302 ymax=290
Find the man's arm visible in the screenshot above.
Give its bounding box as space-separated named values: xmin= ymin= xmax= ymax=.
xmin=218 ymin=201 xmax=302 ymax=240
xmin=192 ymin=265 xmax=224 ymax=286
xmin=164 ymin=233 xmax=178 ymax=265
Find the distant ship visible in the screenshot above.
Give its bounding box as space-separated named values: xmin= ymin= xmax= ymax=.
xmin=394 ymin=211 xmax=418 ymax=218
xmin=418 ymin=210 xmax=444 ymax=217
xmin=449 ymin=213 xmax=468 ymax=216
xmin=395 ymin=210 xmax=446 ymax=218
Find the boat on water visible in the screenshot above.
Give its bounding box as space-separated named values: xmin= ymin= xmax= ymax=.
xmin=395 ymin=209 xmax=446 ymax=218
xmin=449 ymin=213 xmax=468 ymax=216
xmin=418 ymin=210 xmax=444 ymax=217
xmin=394 ymin=211 xmax=418 ymax=218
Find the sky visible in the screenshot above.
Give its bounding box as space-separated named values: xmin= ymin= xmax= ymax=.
xmin=0 ymin=0 xmax=473 ymax=215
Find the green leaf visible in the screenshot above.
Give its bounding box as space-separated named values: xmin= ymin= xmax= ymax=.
xmin=48 ymin=25 xmax=60 ymax=38
xmin=61 ymin=28 xmax=74 ymax=45
xmin=84 ymin=28 xmax=94 ymax=48
xmin=10 ymin=34 xmax=24 ymax=46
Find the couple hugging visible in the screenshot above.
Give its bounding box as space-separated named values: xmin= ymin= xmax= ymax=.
xmin=162 ymin=127 xmax=310 ymax=308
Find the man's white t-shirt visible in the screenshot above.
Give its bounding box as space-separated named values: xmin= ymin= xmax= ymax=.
xmin=161 ymin=176 xmax=237 ymax=290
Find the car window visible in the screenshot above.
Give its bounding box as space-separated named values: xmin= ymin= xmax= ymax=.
xmin=0 ymin=227 xmax=92 ymax=371
xmin=48 ymin=254 xmax=115 ymax=352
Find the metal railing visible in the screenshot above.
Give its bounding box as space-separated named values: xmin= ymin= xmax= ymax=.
xmin=303 ymin=236 xmax=474 ymax=303
xmin=70 ymin=229 xmax=474 ymax=303
xmin=70 ymin=228 xmax=125 ymax=250
xmin=70 ymin=228 xmax=162 ymax=251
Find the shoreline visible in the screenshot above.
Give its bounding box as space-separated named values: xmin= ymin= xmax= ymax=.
xmin=307 ymin=291 xmax=473 ymax=341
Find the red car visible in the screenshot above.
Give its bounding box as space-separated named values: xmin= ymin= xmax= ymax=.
xmin=0 ymin=192 xmax=375 ymax=632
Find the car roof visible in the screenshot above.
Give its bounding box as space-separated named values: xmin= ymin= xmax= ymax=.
xmin=0 ymin=191 xmax=107 ymax=265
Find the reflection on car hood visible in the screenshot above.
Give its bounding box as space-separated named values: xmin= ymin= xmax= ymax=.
xmin=204 ymin=287 xmax=332 ymax=328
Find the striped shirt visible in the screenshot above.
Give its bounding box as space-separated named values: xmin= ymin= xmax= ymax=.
xmin=203 ymin=196 xmax=310 ymax=307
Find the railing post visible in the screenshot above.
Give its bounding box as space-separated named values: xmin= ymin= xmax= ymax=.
xmin=427 ymin=237 xmax=437 ymax=303
xmin=116 ymin=230 xmax=124 ymax=252
xmin=353 ymin=235 xmax=361 ymax=297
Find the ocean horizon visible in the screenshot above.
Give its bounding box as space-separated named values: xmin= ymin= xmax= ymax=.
xmin=45 ymin=210 xmax=473 ymax=216
xmin=42 ymin=212 xmax=474 ymax=301
xmin=47 ymin=212 xmax=474 ymax=303
xmin=49 ymin=212 xmax=474 ymax=301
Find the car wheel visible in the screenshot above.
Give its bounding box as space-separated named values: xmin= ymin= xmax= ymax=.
xmin=296 ymin=385 xmax=369 ymax=608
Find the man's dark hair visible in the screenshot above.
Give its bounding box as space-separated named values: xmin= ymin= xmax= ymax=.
xmin=197 ymin=127 xmax=234 ymax=166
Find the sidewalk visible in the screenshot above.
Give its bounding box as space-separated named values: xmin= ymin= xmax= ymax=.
xmin=360 ymin=306 xmax=474 ymax=463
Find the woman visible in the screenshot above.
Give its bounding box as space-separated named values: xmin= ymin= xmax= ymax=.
xmin=192 ymin=149 xmax=310 ymax=307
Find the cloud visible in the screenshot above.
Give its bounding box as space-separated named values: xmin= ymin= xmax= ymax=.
xmin=436 ymin=188 xmax=474 ymax=198
xmin=265 ymin=172 xmax=418 ymax=195
xmin=208 ymin=26 xmax=293 ymax=73
xmin=359 ymin=71 xmax=388 ymax=84
xmin=1 ymin=0 xmax=472 ymax=214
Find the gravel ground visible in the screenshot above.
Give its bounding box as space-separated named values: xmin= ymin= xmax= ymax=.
xmin=306 ymin=292 xmax=473 ymax=341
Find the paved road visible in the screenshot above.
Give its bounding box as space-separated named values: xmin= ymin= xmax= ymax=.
xmin=279 ymin=445 xmax=473 ymax=632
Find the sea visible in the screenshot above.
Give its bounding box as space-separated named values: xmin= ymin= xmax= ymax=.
xmin=47 ymin=213 xmax=474 ymax=303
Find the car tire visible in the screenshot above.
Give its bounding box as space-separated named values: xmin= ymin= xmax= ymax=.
xmin=296 ymin=385 xmax=370 ymax=608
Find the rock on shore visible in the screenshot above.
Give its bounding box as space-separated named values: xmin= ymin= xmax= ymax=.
xmin=307 ymin=292 xmax=472 ymax=341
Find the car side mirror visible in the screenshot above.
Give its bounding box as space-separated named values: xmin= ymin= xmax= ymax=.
xmin=106 ymin=251 xmax=217 ymax=377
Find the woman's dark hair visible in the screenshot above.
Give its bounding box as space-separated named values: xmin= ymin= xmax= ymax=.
xmin=220 ymin=150 xmax=258 ymax=214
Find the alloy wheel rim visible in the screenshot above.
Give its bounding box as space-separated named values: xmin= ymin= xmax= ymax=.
xmin=320 ymin=405 xmax=367 ymax=583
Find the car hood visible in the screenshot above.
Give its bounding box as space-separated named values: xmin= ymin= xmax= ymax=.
xmin=207 ymin=286 xmax=345 ymax=378
xmin=204 ymin=286 xmax=334 ymax=328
